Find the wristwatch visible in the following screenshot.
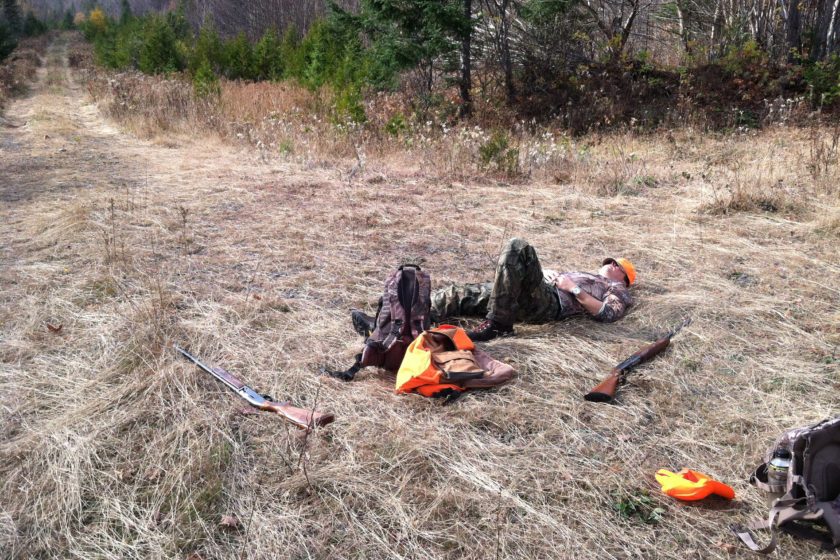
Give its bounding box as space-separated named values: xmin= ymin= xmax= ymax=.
xmin=570 ymin=285 xmax=582 ymax=296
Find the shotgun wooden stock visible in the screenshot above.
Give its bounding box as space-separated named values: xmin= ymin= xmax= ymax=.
xmin=175 ymin=345 xmax=335 ymax=430
xmin=257 ymin=398 xmax=335 ymax=429
xmin=585 ymin=367 xmax=623 ymax=402
xmin=584 ymin=318 xmax=691 ymax=403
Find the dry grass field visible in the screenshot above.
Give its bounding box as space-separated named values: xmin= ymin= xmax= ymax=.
xmin=1 ymin=33 xmax=839 ymax=559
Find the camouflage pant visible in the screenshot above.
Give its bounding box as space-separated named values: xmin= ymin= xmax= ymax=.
xmin=431 ymin=238 xmax=560 ymax=325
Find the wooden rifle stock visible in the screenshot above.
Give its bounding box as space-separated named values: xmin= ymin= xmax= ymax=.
xmin=584 ymin=318 xmax=690 ymax=403
xmin=175 ymin=345 xmax=335 ymax=430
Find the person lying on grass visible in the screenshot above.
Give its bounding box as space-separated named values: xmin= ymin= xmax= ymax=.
xmin=353 ymin=238 xmax=636 ymax=342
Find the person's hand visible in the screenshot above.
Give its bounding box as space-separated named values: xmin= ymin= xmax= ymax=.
xmin=555 ymin=275 xmax=578 ymax=293
xmin=545 ymin=271 xmax=561 ymax=284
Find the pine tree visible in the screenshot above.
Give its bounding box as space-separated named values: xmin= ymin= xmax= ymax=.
xmin=0 ymin=21 xmax=16 ymax=60
xmin=119 ymin=0 xmax=132 ymax=25
xmin=2 ymin=0 xmax=22 ymax=35
xmin=346 ymin=0 xmax=469 ymax=93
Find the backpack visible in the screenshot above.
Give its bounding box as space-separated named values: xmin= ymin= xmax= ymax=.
xmin=361 ymin=264 xmax=432 ymax=371
xmin=733 ymin=416 xmax=840 ymax=553
xmin=326 ymin=264 xmax=432 ymax=380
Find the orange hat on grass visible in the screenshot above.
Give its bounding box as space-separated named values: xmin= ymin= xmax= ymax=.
xmin=603 ymin=257 xmax=637 ymax=286
xmin=655 ymin=468 xmax=735 ymax=501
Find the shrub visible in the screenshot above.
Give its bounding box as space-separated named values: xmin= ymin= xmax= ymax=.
xmin=334 ymin=83 xmax=366 ymax=124
xmin=88 ymin=8 xmax=108 ymax=36
xmin=721 ymin=40 xmax=771 ymax=84
xmin=804 ymin=55 xmax=840 ymax=108
xmin=479 ymin=130 xmax=520 ymax=176
xmin=385 ymin=113 xmax=407 ymax=136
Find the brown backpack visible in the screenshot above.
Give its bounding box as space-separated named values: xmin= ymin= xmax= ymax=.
xmin=325 ymin=264 xmax=431 ymax=380
xmin=361 ymin=264 xmax=432 ymax=371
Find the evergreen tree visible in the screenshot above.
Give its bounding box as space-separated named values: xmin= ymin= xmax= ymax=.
xmin=2 ymin=0 xmax=22 ymax=35
xmin=279 ymin=24 xmax=304 ymax=79
xmin=253 ymin=28 xmax=283 ymax=81
xmin=62 ymin=9 xmax=74 ymax=30
xmin=342 ymin=0 xmax=469 ymax=92
xmin=22 ymin=12 xmax=47 ymax=37
xmin=189 ymin=23 xmax=224 ymax=75
xmin=0 ymin=20 xmax=16 ymax=60
xmin=138 ymin=15 xmax=183 ymax=74
xmin=119 ymin=0 xmax=133 ymax=25
xmin=223 ymin=32 xmax=254 ymax=80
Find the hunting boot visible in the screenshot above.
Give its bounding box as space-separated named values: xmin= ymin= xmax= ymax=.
xmin=351 ymin=310 xmax=376 ymax=338
xmin=467 ymin=319 xmax=513 ymax=342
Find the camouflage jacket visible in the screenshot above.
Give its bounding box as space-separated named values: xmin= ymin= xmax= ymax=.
xmin=544 ymin=270 xmax=633 ymax=323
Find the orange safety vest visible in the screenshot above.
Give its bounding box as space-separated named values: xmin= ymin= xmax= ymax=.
xmin=655 ymin=468 xmax=735 ymax=501
xmin=395 ymin=325 xmax=476 ymax=397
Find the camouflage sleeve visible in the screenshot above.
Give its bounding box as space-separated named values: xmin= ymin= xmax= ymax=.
xmin=594 ymin=286 xmax=633 ymax=323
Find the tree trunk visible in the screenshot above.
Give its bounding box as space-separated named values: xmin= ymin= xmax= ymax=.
xmin=499 ymin=0 xmax=515 ymax=104
xmin=786 ymin=0 xmax=801 ymax=61
xmin=710 ymin=0 xmax=723 ymax=59
xmin=827 ymin=0 xmax=840 ymax=54
xmin=459 ymin=0 xmax=473 ymax=118
xmin=615 ymin=0 xmax=640 ymax=63
xmin=676 ymin=1 xmax=692 ymax=56
xmin=811 ymin=0 xmax=830 ymax=59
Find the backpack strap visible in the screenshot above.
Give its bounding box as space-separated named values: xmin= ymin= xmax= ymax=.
xmin=320 ymin=354 xmax=363 ymax=381
xmin=732 ymin=496 xmax=807 ymax=554
xmin=817 ymin=498 xmax=840 ymax=547
xmin=379 ymin=266 xmax=415 ymax=350
xmin=410 ymin=269 xmax=431 ymax=336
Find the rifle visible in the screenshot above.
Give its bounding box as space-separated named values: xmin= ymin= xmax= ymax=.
xmin=584 ymin=317 xmax=691 ymax=403
xmin=174 ymin=345 xmax=335 ymax=429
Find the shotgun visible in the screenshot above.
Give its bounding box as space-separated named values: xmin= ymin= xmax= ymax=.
xmin=584 ymin=317 xmax=691 ymax=403
xmin=174 ymin=345 xmax=335 ymax=429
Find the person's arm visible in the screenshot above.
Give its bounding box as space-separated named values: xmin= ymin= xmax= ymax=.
xmin=555 ymin=276 xmax=632 ymax=321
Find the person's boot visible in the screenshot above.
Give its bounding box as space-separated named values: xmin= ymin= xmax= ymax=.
xmin=467 ymin=319 xmax=513 ymax=342
xmin=351 ymin=310 xmax=376 ymax=338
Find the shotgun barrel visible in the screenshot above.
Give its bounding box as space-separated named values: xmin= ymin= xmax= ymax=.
xmin=175 ymin=345 xmax=335 ymax=429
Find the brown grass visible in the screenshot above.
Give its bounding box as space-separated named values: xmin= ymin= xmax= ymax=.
xmin=2 ymin=32 xmax=840 ymax=559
